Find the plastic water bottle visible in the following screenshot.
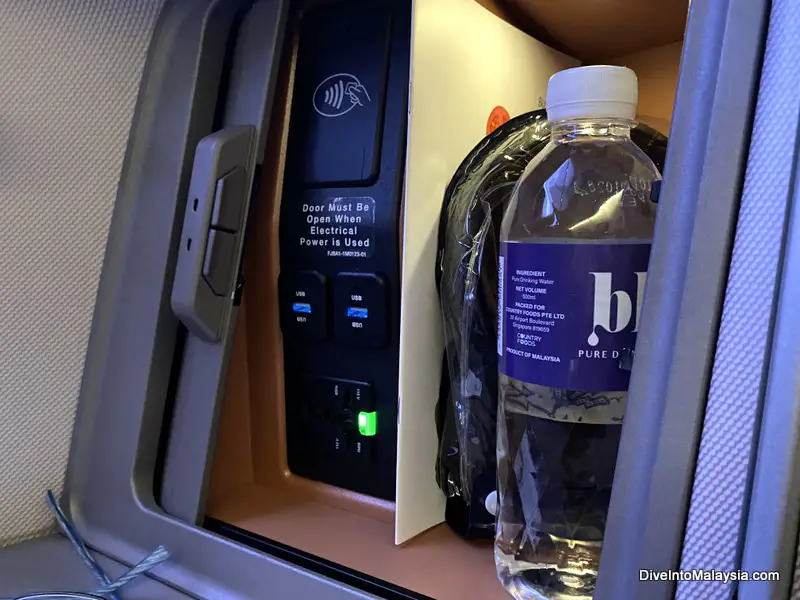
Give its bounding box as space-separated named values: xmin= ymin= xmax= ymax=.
xmin=495 ymin=66 xmax=660 ymax=599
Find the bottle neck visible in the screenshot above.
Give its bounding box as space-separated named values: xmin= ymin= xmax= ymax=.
xmin=549 ymin=118 xmax=635 ymax=142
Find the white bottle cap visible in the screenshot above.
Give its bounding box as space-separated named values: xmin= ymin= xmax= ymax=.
xmin=546 ymin=65 xmax=638 ymax=122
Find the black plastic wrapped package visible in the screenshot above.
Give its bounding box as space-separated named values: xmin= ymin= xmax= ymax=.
xmin=434 ymin=110 xmax=668 ymax=539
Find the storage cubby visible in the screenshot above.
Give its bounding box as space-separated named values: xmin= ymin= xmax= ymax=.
xmin=205 ymin=0 xmax=689 ymax=598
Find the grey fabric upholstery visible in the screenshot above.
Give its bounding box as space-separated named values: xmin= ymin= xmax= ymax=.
xmin=0 ymin=0 xmax=163 ymax=546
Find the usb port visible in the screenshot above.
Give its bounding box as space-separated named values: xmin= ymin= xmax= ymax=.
xmin=292 ymin=302 xmax=312 ymax=314
xmin=347 ymin=307 xmax=369 ymax=319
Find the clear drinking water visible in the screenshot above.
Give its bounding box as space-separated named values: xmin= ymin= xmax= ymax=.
xmin=495 ymin=66 xmax=660 ymax=599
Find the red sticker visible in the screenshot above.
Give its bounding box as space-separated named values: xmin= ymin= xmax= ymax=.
xmin=486 ymin=105 xmax=511 ymax=135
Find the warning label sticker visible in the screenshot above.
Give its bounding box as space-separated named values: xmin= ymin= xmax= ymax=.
xmin=299 ymin=196 xmax=375 ymax=259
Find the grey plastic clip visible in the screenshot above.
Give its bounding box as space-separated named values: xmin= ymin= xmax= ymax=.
xmin=171 ymin=126 xmax=256 ymax=342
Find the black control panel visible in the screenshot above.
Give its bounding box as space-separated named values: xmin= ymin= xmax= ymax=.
xmin=278 ymin=0 xmax=410 ymax=501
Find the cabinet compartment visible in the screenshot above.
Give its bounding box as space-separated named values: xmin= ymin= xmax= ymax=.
xmin=57 ymin=0 xmax=768 ymax=597
xmin=204 ymin=1 xmax=689 ymax=598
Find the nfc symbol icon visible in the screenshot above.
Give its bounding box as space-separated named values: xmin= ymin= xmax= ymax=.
xmin=313 ymin=73 xmax=371 ymax=118
xmin=323 ymin=80 xmax=347 ymax=111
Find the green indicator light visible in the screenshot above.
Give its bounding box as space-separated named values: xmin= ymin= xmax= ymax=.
xmin=358 ymin=411 xmax=377 ymax=437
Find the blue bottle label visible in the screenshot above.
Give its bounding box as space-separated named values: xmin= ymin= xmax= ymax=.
xmin=498 ymin=241 xmax=651 ymax=392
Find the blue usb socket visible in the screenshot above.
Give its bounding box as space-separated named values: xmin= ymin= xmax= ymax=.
xmin=347 ymin=307 xmax=369 ymax=319
xmin=292 ymin=302 xmax=312 ymax=314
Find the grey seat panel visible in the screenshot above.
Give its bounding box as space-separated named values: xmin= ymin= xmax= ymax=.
xmin=595 ymin=0 xmax=769 ymax=596
xmin=676 ymin=0 xmax=800 ymax=597
xmin=0 ymin=536 xmax=188 ymax=599
xmin=736 ymin=130 xmax=800 ymax=600
xmin=0 ymin=0 xmax=163 ymax=547
xmin=734 ymin=4 xmax=800 ymax=596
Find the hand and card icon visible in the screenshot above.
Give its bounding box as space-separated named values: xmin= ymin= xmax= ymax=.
xmin=313 ymin=73 xmax=371 ymax=118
